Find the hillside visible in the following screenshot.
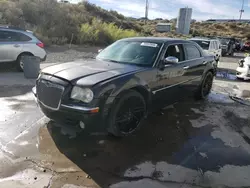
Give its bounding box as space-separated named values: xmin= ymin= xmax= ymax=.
xmin=1 ymin=0 xmax=250 ymax=45
xmin=0 ymin=0 xmax=142 ymax=45
xmin=150 ymin=21 xmax=250 ymax=40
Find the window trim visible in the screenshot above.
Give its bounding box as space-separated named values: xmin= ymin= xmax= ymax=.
xmin=154 ymin=42 xmax=205 ymax=67
xmin=183 ymin=43 xmax=203 ymax=60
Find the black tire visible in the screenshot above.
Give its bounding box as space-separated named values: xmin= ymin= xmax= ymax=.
xmin=195 ymin=72 xmax=214 ymax=100
xmin=16 ymin=53 xmax=33 ymax=72
xmin=107 ymin=90 xmax=146 ymax=137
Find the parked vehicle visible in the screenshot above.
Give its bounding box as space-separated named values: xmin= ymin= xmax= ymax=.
xmin=242 ymin=41 xmax=250 ymax=51
xmin=189 ymin=38 xmax=222 ymax=62
xmin=217 ymin=37 xmax=235 ymax=56
xmin=0 ymin=26 xmax=46 ymax=71
xmin=236 ymin=56 xmax=250 ymax=80
xmin=235 ymin=39 xmax=243 ymax=51
xmin=33 ymin=37 xmax=216 ymax=137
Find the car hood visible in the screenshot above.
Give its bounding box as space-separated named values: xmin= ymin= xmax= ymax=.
xmin=41 ymin=59 xmax=146 ymax=86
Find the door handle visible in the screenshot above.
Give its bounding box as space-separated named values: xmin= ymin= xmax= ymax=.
xmin=203 ymin=61 xmax=207 ymax=65
xmin=183 ymin=66 xmax=189 ymax=70
xmin=14 ymin=44 xmax=20 ymax=47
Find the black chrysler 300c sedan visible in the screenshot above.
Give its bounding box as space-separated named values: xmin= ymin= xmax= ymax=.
xmin=33 ymin=37 xmax=216 ymax=137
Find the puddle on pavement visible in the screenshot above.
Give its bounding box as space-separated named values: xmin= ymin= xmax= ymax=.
xmin=35 ymin=96 xmax=250 ymax=187
xmin=0 ymin=168 xmax=52 ymax=187
xmin=216 ymin=71 xmax=237 ymax=81
xmin=207 ymin=91 xmax=234 ymax=104
xmin=36 ymin=101 xmax=203 ymax=187
xmin=0 ymin=85 xmax=33 ymax=98
xmin=122 ymin=161 xmax=250 ymax=187
xmin=0 ymin=92 xmax=36 ymax=122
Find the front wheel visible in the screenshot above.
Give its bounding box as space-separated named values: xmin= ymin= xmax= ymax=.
xmin=195 ymin=72 xmax=214 ymax=99
xmin=107 ymin=90 xmax=146 ymax=137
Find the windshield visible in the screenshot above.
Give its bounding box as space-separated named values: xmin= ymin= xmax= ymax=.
xmin=96 ymin=40 xmax=162 ymax=66
xmin=191 ymin=40 xmax=210 ymax=50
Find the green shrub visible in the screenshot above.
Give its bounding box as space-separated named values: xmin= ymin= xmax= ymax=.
xmin=79 ymin=18 xmax=138 ymax=45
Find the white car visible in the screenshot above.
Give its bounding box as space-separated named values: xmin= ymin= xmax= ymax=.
xmin=0 ymin=26 xmax=47 ymax=71
xmin=236 ymin=56 xmax=250 ymax=80
xmin=189 ymin=38 xmax=222 ymax=62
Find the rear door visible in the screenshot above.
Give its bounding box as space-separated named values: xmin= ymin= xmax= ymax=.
xmin=0 ymin=30 xmax=23 ymax=62
xmin=0 ymin=30 xmax=10 ymax=62
xmin=182 ymin=43 xmax=206 ymax=93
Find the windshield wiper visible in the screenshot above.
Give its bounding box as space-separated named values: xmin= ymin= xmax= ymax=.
xmin=101 ymin=58 xmax=120 ymax=63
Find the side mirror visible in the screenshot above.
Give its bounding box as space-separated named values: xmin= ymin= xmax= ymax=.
xmin=164 ymin=56 xmax=179 ymax=64
xmin=98 ymin=49 xmax=103 ymax=53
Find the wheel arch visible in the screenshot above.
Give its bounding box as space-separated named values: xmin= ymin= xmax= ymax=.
xmin=208 ymin=68 xmax=216 ymax=76
xmin=17 ymin=52 xmax=34 ymax=60
xmin=102 ymin=84 xmax=151 ymax=116
xmin=129 ymin=85 xmax=151 ymax=108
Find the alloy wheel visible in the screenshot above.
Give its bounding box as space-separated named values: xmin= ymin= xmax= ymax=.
xmin=114 ymin=96 xmax=145 ymax=135
xmin=202 ymin=74 xmax=213 ymax=97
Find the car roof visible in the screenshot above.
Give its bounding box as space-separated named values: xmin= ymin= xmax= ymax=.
xmin=120 ymin=37 xmax=191 ymax=44
xmin=0 ymin=27 xmax=34 ymax=35
xmin=189 ymin=37 xmax=218 ymax=42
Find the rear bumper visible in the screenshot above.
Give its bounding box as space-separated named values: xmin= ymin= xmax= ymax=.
xmin=41 ymin=55 xmax=47 ymax=62
xmin=221 ymin=49 xmax=227 ymax=55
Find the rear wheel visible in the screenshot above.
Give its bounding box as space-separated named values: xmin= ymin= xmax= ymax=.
xmin=195 ymin=72 xmax=214 ymax=99
xmin=107 ymin=90 xmax=146 ymax=137
xmin=16 ymin=53 xmax=33 ymax=72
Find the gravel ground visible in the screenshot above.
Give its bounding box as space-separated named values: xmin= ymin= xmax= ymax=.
xmin=44 ymin=45 xmax=100 ymax=64
xmin=220 ymin=52 xmax=245 ymax=63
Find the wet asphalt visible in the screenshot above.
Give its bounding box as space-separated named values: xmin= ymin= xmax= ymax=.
xmin=1 ymin=54 xmax=250 ymax=188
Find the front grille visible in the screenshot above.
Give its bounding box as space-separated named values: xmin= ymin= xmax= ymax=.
xmin=37 ymin=79 xmax=64 ymax=110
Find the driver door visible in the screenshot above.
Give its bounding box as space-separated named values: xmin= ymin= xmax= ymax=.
xmin=152 ymin=43 xmax=187 ymax=109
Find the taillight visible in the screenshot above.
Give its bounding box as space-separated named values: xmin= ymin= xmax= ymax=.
xmin=36 ymin=42 xmax=44 ymax=48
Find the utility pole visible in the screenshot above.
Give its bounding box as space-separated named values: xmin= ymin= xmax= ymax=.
xmin=145 ymin=0 xmax=149 ymax=24
xmin=239 ymin=0 xmax=244 ymax=20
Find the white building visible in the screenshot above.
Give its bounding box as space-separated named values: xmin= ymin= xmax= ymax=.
xmin=156 ymin=23 xmax=172 ymax=32
xmin=176 ymin=8 xmax=192 ymax=35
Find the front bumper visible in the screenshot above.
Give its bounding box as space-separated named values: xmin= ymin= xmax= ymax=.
xmin=236 ymin=66 xmax=250 ymax=80
xmin=32 ymin=87 xmax=102 ymax=129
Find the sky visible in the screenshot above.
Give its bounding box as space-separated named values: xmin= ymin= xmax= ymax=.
xmin=69 ymin=0 xmax=250 ymax=20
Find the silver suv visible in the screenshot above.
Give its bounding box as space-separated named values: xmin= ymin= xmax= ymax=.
xmin=0 ymin=26 xmax=47 ymax=71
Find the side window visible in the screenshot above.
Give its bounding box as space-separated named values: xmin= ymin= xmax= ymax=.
xmin=17 ymin=33 xmax=32 ymax=42
xmin=164 ymin=44 xmax=185 ymax=62
xmin=210 ymin=41 xmax=215 ymax=50
xmin=184 ymin=44 xmax=201 ymax=60
xmin=0 ymin=31 xmax=12 ymax=42
xmin=0 ymin=31 xmax=31 ymax=42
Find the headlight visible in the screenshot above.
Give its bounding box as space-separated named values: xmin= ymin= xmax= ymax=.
xmin=70 ymin=86 xmax=94 ymax=103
